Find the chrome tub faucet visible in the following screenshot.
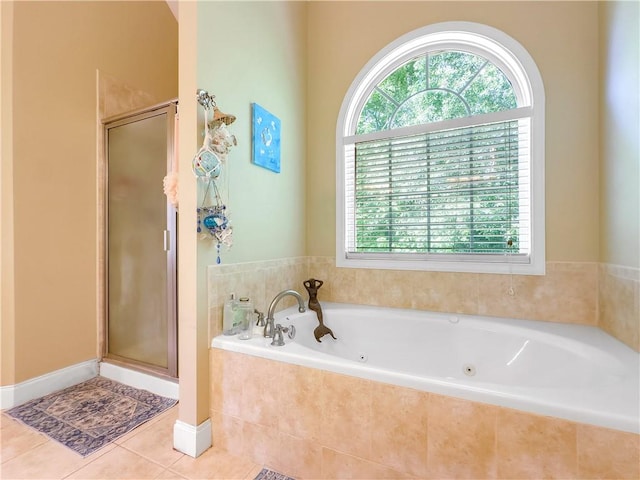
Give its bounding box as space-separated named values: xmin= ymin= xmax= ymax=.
xmin=264 ymin=289 xmax=306 ymax=338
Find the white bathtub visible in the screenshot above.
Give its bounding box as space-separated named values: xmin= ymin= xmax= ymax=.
xmin=212 ymin=302 xmax=640 ymax=434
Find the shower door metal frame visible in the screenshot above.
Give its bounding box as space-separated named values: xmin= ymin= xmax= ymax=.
xmin=102 ymin=100 xmax=178 ymax=379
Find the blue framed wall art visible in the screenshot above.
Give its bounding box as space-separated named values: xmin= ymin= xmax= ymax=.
xmin=251 ymin=103 xmax=281 ymax=173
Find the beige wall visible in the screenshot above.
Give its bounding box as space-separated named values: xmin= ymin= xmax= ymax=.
xmin=306 ymin=1 xmax=600 ymax=262
xmin=599 ymin=1 xmax=640 ymax=269
xmin=176 ymin=0 xmax=202 ymax=428
xmin=197 ymin=1 xmax=307 ymax=266
xmin=2 ymin=1 xmax=177 ymax=385
xmin=597 ymin=1 xmax=640 ymax=351
xmin=1 ymin=1 xmax=16 ymax=386
xmin=180 ymin=0 xmax=307 ymax=424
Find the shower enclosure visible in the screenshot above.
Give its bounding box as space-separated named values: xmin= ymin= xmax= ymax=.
xmin=103 ymin=101 xmax=178 ymax=378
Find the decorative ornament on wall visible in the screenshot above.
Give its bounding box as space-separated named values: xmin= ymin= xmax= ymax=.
xmin=251 ymin=102 xmax=281 ymax=173
xmin=193 ymin=89 xmax=237 ymax=264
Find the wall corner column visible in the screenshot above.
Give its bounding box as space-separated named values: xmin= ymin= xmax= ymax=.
xmin=1 ymin=0 xmax=16 ymax=389
xmin=174 ymin=0 xmax=211 ymax=457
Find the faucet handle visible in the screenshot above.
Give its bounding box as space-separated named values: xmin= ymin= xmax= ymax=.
xmin=270 ymin=324 xmax=296 ymax=346
xmin=254 ymin=309 xmax=265 ymax=327
xmin=285 ymin=324 xmax=296 ymax=340
xmin=271 ymin=324 xmax=285 ymax=346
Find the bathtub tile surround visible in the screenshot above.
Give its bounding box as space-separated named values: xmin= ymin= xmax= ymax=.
xmin=208 ymin=258 xmax=597 ymax=338
xmin=278 ymin=363 xmax=323 ymax=442
xmin=427 ymin=394 xmax=498 ymax=479
xmin=478 ymin=262 xmax=599 ymax=325
xmin=320 ymin=447 xmax=411 ymax=479
xmin=240 ymin=358 xmax=280 ymax=428
xmin=208 ymin=258 xmax=310 ymax=340
xmin=577 ymin=424 xmax=640 ymax=479
xmin=210 ymin=348 xmax=640 ymax=479
xmin=241 ymin=421 xmax=279 ymax=468
xmin=207 ymin=256 xmax=637 ymax=343
xmin=370 ymin=382 xmax=429 ymax=477
xmin=497 ymin=409 xmax=577 ymax=479
xmin=599 ymin=263 xmax=640 ymax=351
xmin=320 ymin=371 xmax=372 ymax=460
xmin=371 ymin=382 xmax=428 ymax=477
xmin=276 ymin=433 xmax=322 ymax=479
xmin=208 ymin=257 xmax=638 ymax=477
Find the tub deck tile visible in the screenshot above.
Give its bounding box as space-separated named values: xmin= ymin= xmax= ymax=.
xmin=319 ymin=371 xmax=373 ymax=460
xmin=321 ymin=447 xmax=415 ymax=479
xmin=278 ymin=363 xmax=323 ymax=442
xmin=210 ymin=344 xmax=640 ymax=480
xmin=427 ymin=394 xmax=498 ymax=479
xmin=497 ymin=409 xmax=577 ymax=479
xmin=370 ymin=382 xmax=429 ymax=478
xmin=577 ymin=424 xmax=640 ymax=479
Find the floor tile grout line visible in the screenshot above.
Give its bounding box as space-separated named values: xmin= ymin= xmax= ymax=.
xmin=0 ymin=432 xmax=50 ymax=465
xmin=60 ymin=444 xmax=169 ymax=480
xmin=164 ymin=452 xmax=262 ymax=480
xmin=59 ymin=442 xmax=121 ymax=480
xmin=2 ymin=417 xmax=182 ymax=480
xmin=0 ymin=438 xmax=51 ymax=467
xmin=5 ymin=410 xmax=159 ymax=466
xmin=165 ymin=450 xmax=187 ymax=469
xmin=2 ymin=412 xmax=50 ymax=439
xmin=118 ymin=442 xmax=185 ymax=471
xmin=3 ymin=442 xmax=268 ymax=480
xmin=239 ymin=461 xmax=261 ymax=480
xmin=154 ymin=467 xmax=186 ymax=480
xmin=4 ymin=442 xmax=135 ymax=480
xmin=3 ymin=407 xmax=277 ymax=480
xmin=115 ymin=415 xmax=186 ymax=469
xmin=114 ymin=405 xmax=179 ymax=446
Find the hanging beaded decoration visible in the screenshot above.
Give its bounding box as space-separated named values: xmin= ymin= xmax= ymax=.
xmin=197 ymin=179 xmax=232 ymax=264
xmin=193 ymin=93 xmax=223 ymax=179
xmin=193 ymin=90 xmax=236 ymax=264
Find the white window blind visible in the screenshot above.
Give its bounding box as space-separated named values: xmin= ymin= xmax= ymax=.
xmin=336 ymin=22 xmax=545 ymax=274
xmin=345 ymin=118 xmax=531 ymax=263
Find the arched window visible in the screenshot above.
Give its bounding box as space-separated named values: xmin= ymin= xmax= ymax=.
xmin=336 ymin=22 xmax=545 ymax=274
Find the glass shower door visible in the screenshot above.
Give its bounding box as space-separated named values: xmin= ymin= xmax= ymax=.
xmin=105 ymin=104 xmax=177 ymax=377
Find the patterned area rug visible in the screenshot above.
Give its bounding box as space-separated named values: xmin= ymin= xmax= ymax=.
xmin=6 ymin=376 xmax=177 ymax=457
xmin=254 ymin=468 xmax=296 ymax=480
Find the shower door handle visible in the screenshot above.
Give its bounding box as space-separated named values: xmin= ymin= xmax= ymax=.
xmin=163 ymin=230 xmax=171 ymax=252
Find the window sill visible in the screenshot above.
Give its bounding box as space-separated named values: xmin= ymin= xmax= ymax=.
xmin=336 ymin=255 xmax=546 ymax=275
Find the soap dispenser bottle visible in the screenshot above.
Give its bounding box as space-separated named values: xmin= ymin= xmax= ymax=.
xmin=222 ymin=293 xmax=237 ymax=335
xmin=237 ymin=297 xmax=254 ymax=340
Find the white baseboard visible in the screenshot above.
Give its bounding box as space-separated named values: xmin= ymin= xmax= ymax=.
xmin=173 ymin=418 xmax=212 ymax=458
xmin=99 ymin=362 xmax=179 ymax=400
xmin=0 ymin=359 xmax=98 ymax=410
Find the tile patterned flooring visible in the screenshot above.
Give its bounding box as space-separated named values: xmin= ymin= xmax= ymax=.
xmin=1 ymin=406 xmax=264 ymax=479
